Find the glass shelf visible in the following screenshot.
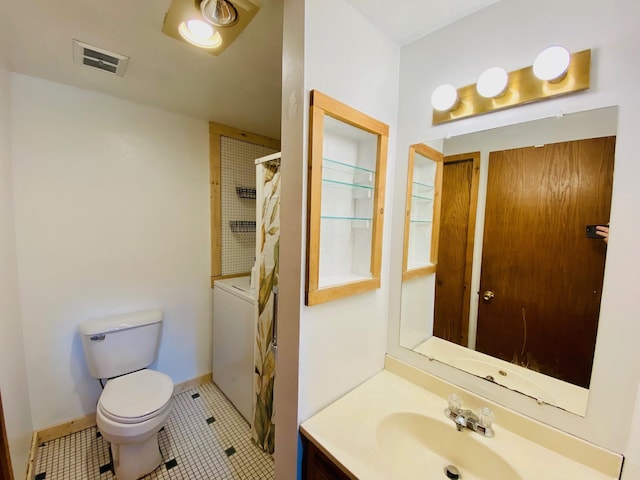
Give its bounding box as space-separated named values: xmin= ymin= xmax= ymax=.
xmin=413 ymin=181 xmax=434 ymax=199
xmin=321 ymin=215 xmax=371 ymax=228
xmin=323 ymin=157 xmax=375 ymax=174
xmin=412 ymin=194 xmax=434 ymax=202
xmin=322 ymin=178 xmax=374 ymax=191
xmin=321 ymin=215 xmax=372 ymax=221
xmin=413 ymin=180 xmax=434 ymax=188
xmin=409 ymin=219 xmax=433 ymax=224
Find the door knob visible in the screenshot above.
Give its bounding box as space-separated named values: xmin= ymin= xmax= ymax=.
xmin=482 ymin=290 xmax=495 ymax=301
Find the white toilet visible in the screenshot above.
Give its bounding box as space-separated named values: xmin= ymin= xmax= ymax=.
xmin=79 ymin=309 xmax=173 ymax=480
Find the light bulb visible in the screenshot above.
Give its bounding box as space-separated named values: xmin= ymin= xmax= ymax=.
xmin=476 ymin=67 xmax=508 ymax=98
xmin=178 ymin=20 xmax=222 ymax=49
xmin=187 ymin=19 xmax=213 ymax=39
xmin=200 ymin=0 xmax=238 ymax=27
xmin=533 ymin=45 xmax=570 ymax=82
xmin=431 ymin=84 xmax=459 ymax=112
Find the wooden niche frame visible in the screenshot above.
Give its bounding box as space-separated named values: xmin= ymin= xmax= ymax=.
xmin=402 ymin=143 xmax=443 ymax=281
xmin=209 ymin=122 xmax=280 ymax=287
xmin=305 ymin=90 xmax=389 ymax=306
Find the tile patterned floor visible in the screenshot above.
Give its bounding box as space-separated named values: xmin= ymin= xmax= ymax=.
xmin=35 ymin=382 xmax=274 ymax=479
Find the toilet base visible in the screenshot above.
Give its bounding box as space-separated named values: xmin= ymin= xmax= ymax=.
xmin=111 ymin=432 xmax=162 ymax=480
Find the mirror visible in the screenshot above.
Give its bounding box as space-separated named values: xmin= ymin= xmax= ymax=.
xmin=399 ymin=106 xmax=618 ymax=416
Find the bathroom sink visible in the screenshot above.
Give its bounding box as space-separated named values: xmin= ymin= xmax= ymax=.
xmin=376 ymin=412 xmax=522 ymax=480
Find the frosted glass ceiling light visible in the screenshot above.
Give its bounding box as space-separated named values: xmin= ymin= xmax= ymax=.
xmin=178 ymin=19 xmax=222 ymax=49
xmin=533 ymin=45 xmax=571 ymax=82
xmin=431 ymin=84 xmax=459 ymax=112
xmin=476 ymin=67 xmax=508 ymax=98
xmin=200 ymin=0 xmax=238 ymax=27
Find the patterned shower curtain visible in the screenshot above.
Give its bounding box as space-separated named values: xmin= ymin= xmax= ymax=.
xmin=251 ymin=158 xmax=279 ymax=454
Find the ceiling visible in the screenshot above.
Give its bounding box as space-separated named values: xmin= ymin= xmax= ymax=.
xmin=1 ymin=0 xmax=498 ymax=140
xmin=346 ymin=0 xmax=500 ymax=46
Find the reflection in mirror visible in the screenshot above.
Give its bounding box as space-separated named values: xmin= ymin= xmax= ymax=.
xmin=399 ymin=106 xmax=618 ymax=416
xmin=402 ymin=144 xmax=442 ymax=281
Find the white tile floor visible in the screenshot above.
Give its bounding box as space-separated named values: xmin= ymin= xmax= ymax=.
xmin=35 ymin=382 xmax=274 ymax=480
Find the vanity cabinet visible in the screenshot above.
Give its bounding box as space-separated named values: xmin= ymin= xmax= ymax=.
xmin=306 ymin=90 xmax=389 ymax=305
xmin=301 ymin=431 xmax=355 ymax=480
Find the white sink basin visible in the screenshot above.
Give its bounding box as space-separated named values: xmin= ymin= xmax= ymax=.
xmin=300 ymin=366 xmax=623 ymax=480
xmin=377 ymin=412 xmax=522 ymax=480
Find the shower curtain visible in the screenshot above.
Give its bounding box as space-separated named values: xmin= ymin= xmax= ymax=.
xmin=251 ymin=153 xmax=280 ymax=454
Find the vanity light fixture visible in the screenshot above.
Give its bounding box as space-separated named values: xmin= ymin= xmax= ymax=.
xmin=178 ymin=19 xmax=223 ymax=49
xmin=431 ymin=84 xmax=460 ymax=112
xmin=431 ymin=46 xmax=591 ymax=125
xmin=533 ymin=45 xmax=571 ymax=82
xmin=476 ymin=67 xmax=509 ymax=98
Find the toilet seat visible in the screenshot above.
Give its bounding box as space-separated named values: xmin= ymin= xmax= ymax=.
xmin=99 ymin=369 xmax=173 ymax=424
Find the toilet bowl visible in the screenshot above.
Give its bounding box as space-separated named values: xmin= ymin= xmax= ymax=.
xmin=79 ymin=309 xmax=173 ymax=480
xmin=97 ymin=369 xmax=174 ymax=480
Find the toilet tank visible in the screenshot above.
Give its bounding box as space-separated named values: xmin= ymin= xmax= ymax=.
xmin=78 ymin=309 xmax=164 ymax=379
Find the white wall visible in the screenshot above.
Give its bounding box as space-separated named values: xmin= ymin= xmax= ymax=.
xmin=297 ymin=0 xmax=400 ymax=421
xmin=387 ymin=0 xmax=640 ymax=473
xmin=275 ymin=1 xmax=304 ymax=478
xmin=0 ymin=45 xmax=33 ymax=480
xmin=11 ymin=75 xmax=212 ymax=430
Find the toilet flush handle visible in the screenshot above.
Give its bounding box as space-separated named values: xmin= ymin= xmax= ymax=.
xmin=90 ymin=334 xmax=106 ymax=341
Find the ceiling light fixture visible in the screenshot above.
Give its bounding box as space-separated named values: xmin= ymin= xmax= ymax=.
xmin=476 ymin=67 xmax=508 ymax=98
xmin=178 ymin=19 xmax=222 ymax=48
xmin=533 ymin=45 xmax=571 ymax=82
xmin=200 ymin=0 xmax=238 ymax=27
xmin=162 ymin=0 xmax=261 ymax=56
xmin=431 ymin=84 xmax=459 ymax=112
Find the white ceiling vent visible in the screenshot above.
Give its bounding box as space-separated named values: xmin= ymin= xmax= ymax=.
xmin=72 ymin=40 xmax=129 ymax=77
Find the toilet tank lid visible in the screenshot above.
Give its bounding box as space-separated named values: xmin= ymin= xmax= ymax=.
xmin=78 ymin=308 xmax=163 ymax=336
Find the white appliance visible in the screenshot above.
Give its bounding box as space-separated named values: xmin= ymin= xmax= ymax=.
xmin=212 ymin=275 xmax=255 ymax=423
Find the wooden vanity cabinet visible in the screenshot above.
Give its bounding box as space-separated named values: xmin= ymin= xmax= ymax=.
xmin=301 ymin=431 xmax=356 ymax=480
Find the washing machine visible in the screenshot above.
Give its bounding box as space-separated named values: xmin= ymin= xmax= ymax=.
xmin=212 ymin=276 xmax=255 ymax=423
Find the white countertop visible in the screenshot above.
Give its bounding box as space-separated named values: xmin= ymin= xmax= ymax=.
xmin=300 ymin=356 xmax=622 ymax=480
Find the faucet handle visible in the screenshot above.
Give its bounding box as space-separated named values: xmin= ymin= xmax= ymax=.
xmin=478 ymin=407 xmax=495 ymax=437
xmin=478 ymin=407 xmax=495 ymax=427
xmin=446 ymin=393 xmax=462 ymax=414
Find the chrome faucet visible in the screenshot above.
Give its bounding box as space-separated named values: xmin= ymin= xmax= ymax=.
xmin=444 ymin=394 xmax=495 ymax=437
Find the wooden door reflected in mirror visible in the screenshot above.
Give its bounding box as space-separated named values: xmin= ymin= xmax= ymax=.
xmin=433 ymin=153 xmax=480 ymax=348
xmin=476 ymin=137 xmax=614 ymax=388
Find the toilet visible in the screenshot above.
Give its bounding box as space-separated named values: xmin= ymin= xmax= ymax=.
xmin=78 ymin=309 xmax=173 ymax=480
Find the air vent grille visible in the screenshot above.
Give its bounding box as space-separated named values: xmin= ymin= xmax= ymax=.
xmin=72 ymin=40 xmax=129 ymax=77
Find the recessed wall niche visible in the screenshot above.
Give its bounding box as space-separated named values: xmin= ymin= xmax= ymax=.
xmin=209 ymin=123 xmax=279 ymax=285
xmin=305 ymin=90 xmax=389 ymax=305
